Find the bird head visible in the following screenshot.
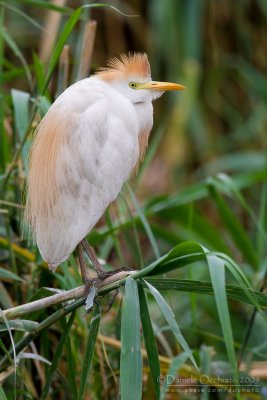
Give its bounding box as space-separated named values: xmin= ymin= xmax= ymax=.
xmin=96 ymin=53 xmax=185 ymax=104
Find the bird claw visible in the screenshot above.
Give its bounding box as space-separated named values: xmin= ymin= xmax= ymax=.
xmin=102 ymin=289 xmax=119 ymax=312
xmin=83 ymin=267 xmax=132 ymax=313
xmin=84 ymin=284 xmax=119 ymax=313
xmin=97 ymin=266 xmax=133 ymax=280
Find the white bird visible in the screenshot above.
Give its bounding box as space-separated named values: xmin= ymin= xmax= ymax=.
xmin=25 ymin=53 xmax=185 ymax=284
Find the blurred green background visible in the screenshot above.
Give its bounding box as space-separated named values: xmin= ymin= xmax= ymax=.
xmin=0 ymin=0 xmax=267 ymax=399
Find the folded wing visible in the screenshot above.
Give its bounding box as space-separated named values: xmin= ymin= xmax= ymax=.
xmin=25 ymin=80 xmax=139 ymax=268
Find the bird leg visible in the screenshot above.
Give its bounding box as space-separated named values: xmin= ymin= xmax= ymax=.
xmin=81 ymin=238 xmax=106 ymax=276
xmin=78 ymin=239 xmax=133 ymax=310
xmin=81 ymin=238 xmax=133 ymax=279
xmin=78 ymin=242 xmax=91 ymax=289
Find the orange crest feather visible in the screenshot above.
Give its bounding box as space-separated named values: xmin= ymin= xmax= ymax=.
xmin=96 ymin=52 xmax=151 ymax=81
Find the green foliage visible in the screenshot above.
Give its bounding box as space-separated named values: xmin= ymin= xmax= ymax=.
xmin=120 ymin=278 xmax=142 ymax=400
xmin=0 ymin=0 xmax=267 ymax=399
xmin=144 ymin=279 xmax=197 ymax=368
xmin=138 ymin=284 xmax=160 ymax=399
xmin=78 ymin=306 xmax=100 ymax=400
xmin=40 ymin=312 xmax=76 ymax=400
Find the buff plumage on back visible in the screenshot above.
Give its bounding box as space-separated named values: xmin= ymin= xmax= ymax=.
xmin=25 ymin=108 xmax=72 ymax=238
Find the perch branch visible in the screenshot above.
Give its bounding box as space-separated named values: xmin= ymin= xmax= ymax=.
xmin=1 ymin=271 xmax=136 ymax=321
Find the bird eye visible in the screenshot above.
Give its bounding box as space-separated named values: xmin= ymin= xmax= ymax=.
xmin=129 ymin=82 xmax=137 ymax=89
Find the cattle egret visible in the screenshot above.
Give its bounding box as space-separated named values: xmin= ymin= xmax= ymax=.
xmin=25 ymin=53 xmax=185 ymax=286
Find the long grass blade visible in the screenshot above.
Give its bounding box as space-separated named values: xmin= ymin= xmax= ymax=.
xmin=120 ymin=277 xmax=142 ymax=400
xmin=2 ymin=28 xmax=32 ymax=88
xmin=40 ymin=311 xmax=75 ymax=400
xmin=0 ymin=309 xmax=17 ymax=398
xmin=127 ymin=184 xmax=161 ymax=259
xmin=211 ymin=173 xmax=267 ymax=244
xmin=17 ymin=353 xmax=51 ymax=364
xmin=43 ymin=3 xmax=132 ymax=94
xmin=87 ymin=169 xmax=266 ymax=249
xmin=33 ymin=53 xmax=46 ymax=95
xmin=119 ymin=193 xmax=144 ymax=268
xmin=149 ymin=170 xmax=265 ymax=213
xmin=155 ymin=204 xmax=230 ymax=254
xmin=218 ymin=253 xmax=265 ymax=316
xmin=78 ymin=304 xmax=101 ymax=400
xmin=42 ymin=7 xmax=83 ymax=94
xmin=0 ymin=1 xmax=45 ymax=32
xmin=138 ymin=283 xmax=160 ymax=399
xmin=20 ymin=0 xmax=71 ymax=13
xmin=11 ymin=90 xmax=30 ymax=141
xmin=0 ymin=267 xmax=22 ymax=282
xmin=66 ymin=337 xmax=78 ymax=400
xmin=160 ymin=352 xmax=188 ymax=400
xmin=0 ymin=319 xmax=38 ymax=332
xmin=207 ymin=255 xmax=238 ymax=382
xmin=256 ymin=158 xmax=267 ymax=260
xmin=146 ymin=241 xmax=205 ymax=276
xmin=11 ymin=89 xmax=30 ymax=167
xmin=144 ymin=280 xmax=198 ymax=369
xmin=0 ymin=385 xmax=7 ymax=400
xmin=207 ymin=181 xmax=258 ymax=269
xmin=144 ymin=278 xmax=267 ymax=308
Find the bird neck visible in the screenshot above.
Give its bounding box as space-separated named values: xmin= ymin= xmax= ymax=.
xmin=134 ymin=101 xmax=153 ymax=136
xmin=134 ymin=101 xmax=153 ymax=160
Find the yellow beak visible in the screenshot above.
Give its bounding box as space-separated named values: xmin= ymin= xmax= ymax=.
xmin=139 ymin=81 xmax=186 ymax=91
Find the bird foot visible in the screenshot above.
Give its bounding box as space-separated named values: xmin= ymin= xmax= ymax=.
xmin=102 ymin=288 xmax=119 ymax=312
xmin=83 ymin=266 xmax=133 ymax=295
xmin=97 ymin=266 xmax=133 ymax=280
xmin=84 ymin=278 xmax=120 ymax=313
xmin=83 ymin=267 xmax=132 ymax=313
xmin=83 ymin=278 xmax=99 ymax=295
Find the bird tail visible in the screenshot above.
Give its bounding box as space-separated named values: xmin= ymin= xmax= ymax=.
xmin=48 ymin=262 xmax=59 ymax=272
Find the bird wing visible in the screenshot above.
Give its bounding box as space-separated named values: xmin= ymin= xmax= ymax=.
xmin=26 ymin=79 xmax=139 ymax=268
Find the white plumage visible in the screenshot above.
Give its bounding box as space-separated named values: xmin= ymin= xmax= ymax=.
xmin=25 ymin=53 xmax=184 ymax=271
